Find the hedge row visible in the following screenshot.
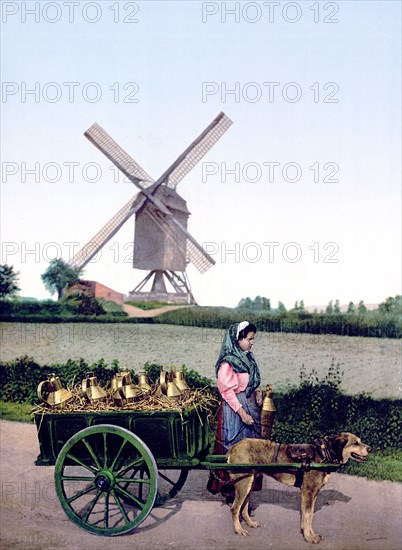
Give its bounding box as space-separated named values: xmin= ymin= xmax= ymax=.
xmin=0 ymin=356 xmax=214 ymax=405
xmin=2 ymin=302 xmax=401 ymax=338
xmin=157 ymin=307 xmax=402 ymax=338
xmin=0 ymin=299 xmax=129 ymax=322
xmin=271 ymin=364 xmax=402 ymax=451
xmin=1 ymin=357 xmax=400 ymax=451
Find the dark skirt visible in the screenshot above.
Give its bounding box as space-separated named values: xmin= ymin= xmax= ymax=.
xmin=207 ymin=391 xmax=262 ymax=495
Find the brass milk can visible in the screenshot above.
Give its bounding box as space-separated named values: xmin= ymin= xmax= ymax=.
xmin=261 ymin=384 xmax=276 ymax=439
xmin=120 ymin=372 xmax=142 ymax=402
xmin=154 ymin=367 xmax=168 ymax=397
xmin=166 ymin=371 xmax=181 ymax=399
xmin=81 ymin=372 xmax=107 ymax=402
xmin=111 ymin=371 xmax=141 ymax=406
xmin=37 ymin=374 xmax=73 ymax=408
xmin=137 ymin=372 xmax=152 ymax=393
xmin=173 ymin=367 xmax=189 ymax=392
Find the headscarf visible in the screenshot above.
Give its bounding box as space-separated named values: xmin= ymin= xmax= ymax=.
xmin=215 ymin=321 xmax=260 ymax=398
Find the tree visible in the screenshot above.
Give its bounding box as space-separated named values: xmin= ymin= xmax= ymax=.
xmin=0 ymin=264 xmax=20 ymax=299
xmin=291 ymin=300 xmax=306 ymax=312
xmin=357 ymin=300 xmax=367 ymax=314
xmin=379 ymin=295 xmax=402 ymax=314
xmin=326 ymin=300 xmax=333 ymax=314
xmin=261 ymin=297 xmax=271 ymax=310
xmin=237 ymin=297 xmax=253 ymax=310
xmin=41 ymin=259 xmax=82 ymax=300
xmin=334 ymin=299 xmax=341 ymax=313
xmin=347 ymin=301 xmax=356 ymax=314
xmin=277 ymin=301 xmax=287 ymax=312
xmin=254 ymin=295 xmax=263 ymax=310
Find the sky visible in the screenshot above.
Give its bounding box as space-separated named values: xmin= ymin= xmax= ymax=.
xmin=1 ymin=0 xmax=401 ymax=309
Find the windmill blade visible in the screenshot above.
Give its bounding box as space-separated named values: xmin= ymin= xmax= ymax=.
xmin=185 ymin=239 xmax=215 ymax=274
xmin=144 ymin=207 xmax=215 ymax=274
xmin=75 ymin=115 xmax=229 ymax=274
xmin=69 ymin=194 xmax=144 ymax=269
xmin=148 ymin=112 xmax=233 ymax=191
xmin=84 ymin=123 xmax=155 ymax=189
xmin=173 ymin=219 xmax=216 ymax=274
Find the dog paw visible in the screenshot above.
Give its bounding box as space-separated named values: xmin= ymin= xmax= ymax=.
xmin=245 ymin=519 xmax=261 ymax=529
xmin=235 ymin=527 xmax=250 ymax=537
xmin=304 ymin=533 xmax=322 ymax=544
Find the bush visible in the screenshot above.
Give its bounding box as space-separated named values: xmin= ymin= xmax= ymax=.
xmin=0 ymin=356 xmax=120 ymax=404
xmin=157 ymin=306 xmax=402 ymax=338
xmin=0 ymin=300 xmax=63 ymax=315
xmin=0 ymin=358 xmax=400 ymax=452
xmin=60 ymin=294 xmax=106 ymax=315
xmin=272 ymin=362 xmax=402 ymax=450
xmin=97 ymin=299 xmax=128 ymax=316
xmin=2 ymin=300 xmax=401 ymax=337
xmin=0 ymin=297 xmax=128 ymax=321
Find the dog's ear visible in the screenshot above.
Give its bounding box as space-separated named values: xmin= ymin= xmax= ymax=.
xmin=327 ymin=433 xmax=349 ymax=460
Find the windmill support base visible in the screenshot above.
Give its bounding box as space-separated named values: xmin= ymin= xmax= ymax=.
xmin=127 ymin=270 xmax=196 ymax=305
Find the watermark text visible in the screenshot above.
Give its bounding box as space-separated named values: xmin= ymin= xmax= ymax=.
xmin=202 ymin=81 xmax=339 ymax=103
xmin=1 ymin=2 xmax=140 ymax=24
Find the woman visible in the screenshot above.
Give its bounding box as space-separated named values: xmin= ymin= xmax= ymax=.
xmin=207 ymin=321 xmax=263 ymax=498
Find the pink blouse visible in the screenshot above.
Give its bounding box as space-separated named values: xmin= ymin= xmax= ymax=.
xmin=217 ymin=362 xmax=249 ymax=412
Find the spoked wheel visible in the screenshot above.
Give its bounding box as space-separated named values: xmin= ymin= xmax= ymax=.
xmin=54 ymin=425 xmax=158 ymax=536
xmin=155 ymin=469 xmax=189 ymax=505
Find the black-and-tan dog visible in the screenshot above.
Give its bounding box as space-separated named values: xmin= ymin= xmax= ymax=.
xmin=227 ymin=432 xmax=372 ymax=544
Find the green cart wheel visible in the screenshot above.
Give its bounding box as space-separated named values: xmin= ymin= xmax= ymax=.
xmin=54 ymin=424 xmax=158 ymax=536
xmin=155 ymin=469 xmax=189 ymax=506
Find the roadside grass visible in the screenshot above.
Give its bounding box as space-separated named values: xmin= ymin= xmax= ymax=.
xmin=342 ymin=449 xmax=402 ymax=483
xmin=0 ymin=401 xmax=32 ymax=423
xmin=1 ymin=400 xmax=400 ymax=483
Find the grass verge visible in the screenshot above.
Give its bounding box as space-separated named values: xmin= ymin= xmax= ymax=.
xmin=342 ymin=449 xmax=402 ymax=483
xmin=0 ymin=401 xmax=32 ymax=423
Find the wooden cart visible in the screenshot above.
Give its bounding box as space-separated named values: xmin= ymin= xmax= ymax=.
xmin=34 ymin=408 xmax=339 ymax=537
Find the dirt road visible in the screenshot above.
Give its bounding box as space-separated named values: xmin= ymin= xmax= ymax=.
xmin=0 ymin=421 xmax=400 ymax=550
xmin=122 ymin=304 xmax=192 ymax=318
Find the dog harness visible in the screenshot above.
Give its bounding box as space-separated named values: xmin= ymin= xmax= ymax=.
xmin=314 ymin=436 xmax=341 ymax=464
xmin=271 ymin=438 xmax=340 ymax=488
xmin=272 ymin=443 xmax=314 ymax=488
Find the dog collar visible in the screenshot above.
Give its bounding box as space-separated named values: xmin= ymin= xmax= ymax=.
xmin=314 ymin=436 xmax=340 ymax=463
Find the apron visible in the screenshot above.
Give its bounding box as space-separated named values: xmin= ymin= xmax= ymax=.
xmin=207 ymin=390 xmax=262 ymax=495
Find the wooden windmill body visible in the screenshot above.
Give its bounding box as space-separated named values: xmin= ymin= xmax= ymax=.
xmin=68 ymin=113 xmax=232 ymax=304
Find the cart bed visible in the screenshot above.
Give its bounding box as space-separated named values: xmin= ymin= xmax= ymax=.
xmin=34 ymin=408 xmax=210 ymax=466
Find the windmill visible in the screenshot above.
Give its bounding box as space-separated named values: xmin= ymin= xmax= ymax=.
xmin=68 ymin=112 xmax=233 ymax=304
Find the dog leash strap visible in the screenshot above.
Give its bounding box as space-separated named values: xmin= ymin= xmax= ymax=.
xmin=272 ymin=442 xmax=281 ymax=463
xmin=314 ymin=436 xmax=339 ymax=463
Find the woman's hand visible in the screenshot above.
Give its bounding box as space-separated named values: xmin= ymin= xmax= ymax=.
xmin=255 ymin=389 xmax=263 ymax=406
xmin=238 ymin=406 xmax=254 ymax=425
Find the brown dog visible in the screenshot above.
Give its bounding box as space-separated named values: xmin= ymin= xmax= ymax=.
xmin=227 ymin=432 xmax=372 ymax=544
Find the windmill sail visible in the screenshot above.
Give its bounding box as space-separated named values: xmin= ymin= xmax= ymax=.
xmin=84 ymin=123 xmax=154 ymax=188
xmin=69 ymin=195 xmax=141 ymax=269
xmin=69 ymin=113 xmax=231 ymax=276
xmin=163 ymin=112 xmax=232 ymax=189
xmin=69 ymin=125 xmax=156 ymax=269
xmin=147 ymin=112 xmax=232 ymax=191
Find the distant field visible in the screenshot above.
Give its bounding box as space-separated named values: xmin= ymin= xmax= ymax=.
xmin=0 ymin=322 xmax=400 ymax=398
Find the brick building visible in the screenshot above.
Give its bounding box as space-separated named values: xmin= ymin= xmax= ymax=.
xmin=66 ymin=280 xmax=124 ymax=305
